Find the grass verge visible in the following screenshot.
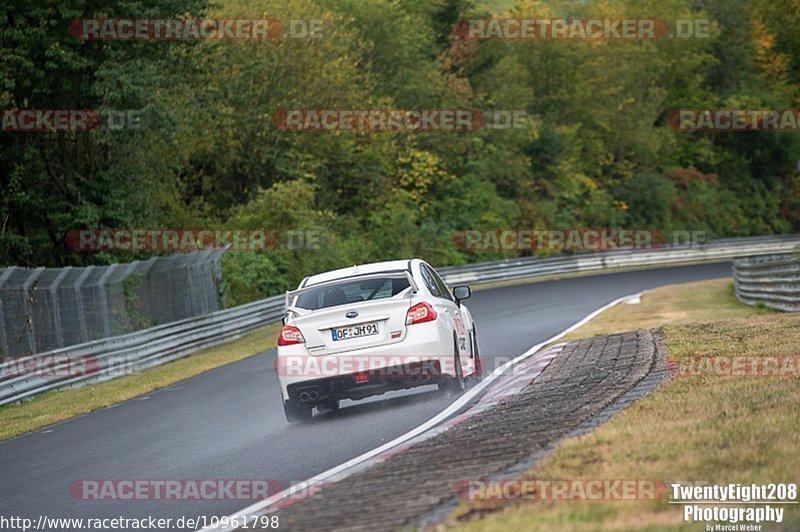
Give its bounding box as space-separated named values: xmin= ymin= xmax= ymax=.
xmin=558 ymin=278 xmax=772 ymax=342
xmin=450 ymin=278 xmax=800 ymax=531
xmin=0 ymin=323 xmax=280 ymax=442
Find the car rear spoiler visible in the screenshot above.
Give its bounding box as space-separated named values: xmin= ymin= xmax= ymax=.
xmin=284 ymin=271 xmax=418 ymax=315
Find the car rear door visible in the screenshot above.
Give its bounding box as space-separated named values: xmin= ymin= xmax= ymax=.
xmin=419 ymin=264 xmax=469 ymax=358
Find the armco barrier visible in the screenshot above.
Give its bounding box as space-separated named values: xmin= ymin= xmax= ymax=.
xmin=1 ymin=234 xmax=798 ymax=405
xmin=0 ymin=296 xmax=284 ymax=405
xmin=438 ymin=235 xmax=800 ymax=285
xmin=733 ymin=254 xmax=800 ymax=312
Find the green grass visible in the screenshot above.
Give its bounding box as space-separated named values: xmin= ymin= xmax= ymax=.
xmin=0 ymin=323 xmax=280 ymax=441
xmin=450 ymin=279 xmax=800 ymax=531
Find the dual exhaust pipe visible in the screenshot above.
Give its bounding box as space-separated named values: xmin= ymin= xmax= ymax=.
xmin=298 ymin=390 xmax=320 ymax=402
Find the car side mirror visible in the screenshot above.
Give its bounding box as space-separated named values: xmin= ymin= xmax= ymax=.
xmin=453 ymin=285 xmax=471 ymax=305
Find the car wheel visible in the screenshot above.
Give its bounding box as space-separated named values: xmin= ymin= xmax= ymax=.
xmin=316 ymin=399 xmax=340 ymax=413
xmin=283 ymin=399 xmax=312 ymax=423
xmin=438 ymin=332 xmax=466 ymax=393
xmin=470 ymin=325 xmax=484 ymax=383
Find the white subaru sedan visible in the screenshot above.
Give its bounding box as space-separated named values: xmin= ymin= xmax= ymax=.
xmin=276 ymin=259 xmax=482 ymax=423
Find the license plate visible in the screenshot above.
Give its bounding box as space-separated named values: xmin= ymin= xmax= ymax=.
xmin=331 ymin=322 xmax=379 ymax=341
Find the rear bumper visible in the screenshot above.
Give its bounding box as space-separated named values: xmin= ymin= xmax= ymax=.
xmin=277 ymin=321 xmax=461 ymax=400
xmin=285 ymin=359 xmax=444 ymax=403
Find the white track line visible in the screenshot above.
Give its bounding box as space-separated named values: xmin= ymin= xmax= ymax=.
xmin=200 ymin=292 xmax=642 ymax=531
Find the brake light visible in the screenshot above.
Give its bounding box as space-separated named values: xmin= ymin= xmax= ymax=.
xmin=278 ymin=325 xmax=305 ymax=346
xmin=406 ymin=302 xmax=437 ymax=325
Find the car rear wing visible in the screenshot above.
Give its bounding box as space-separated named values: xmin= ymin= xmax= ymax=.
xmin=284 ymin=271 xmax=418 ymax=316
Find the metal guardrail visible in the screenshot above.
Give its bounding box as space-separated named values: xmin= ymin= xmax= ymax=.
xmin=0 ymin=296 xmax=284 ymax=406
xmin=733 ymin=254 xmax=800 ymax=312
xmin=1 ymin=234 xmax=799 ymax=405
xmin=438 ymin=235 xmax=800 ymax=285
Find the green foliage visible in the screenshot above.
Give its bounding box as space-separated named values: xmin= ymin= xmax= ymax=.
xmin=220 ymin=252 xmax=287 ymax=308
xmin=1 ymin=0 xmax=799 ymax=305
xmin=615 ymin=173 xmax=677 ymax=230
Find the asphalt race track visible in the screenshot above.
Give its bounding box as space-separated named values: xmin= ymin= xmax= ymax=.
xmin=0 ymin=262 xmax=731 ymax=530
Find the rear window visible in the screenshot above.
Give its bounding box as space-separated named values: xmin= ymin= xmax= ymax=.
xmin=294 ymin=277 xmax=411 ymax=310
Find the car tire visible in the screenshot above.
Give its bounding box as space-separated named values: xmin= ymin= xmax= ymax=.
xmin=283 ymin=399 xmax=312 ymax=423
xmin=316 ymin=399 xmax=340 ymax=413
xmin=438 ymin=332 xmax=466 ymax=393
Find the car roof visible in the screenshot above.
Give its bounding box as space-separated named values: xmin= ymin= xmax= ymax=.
xmin=303 ymin=259 xmax=419 ymax=286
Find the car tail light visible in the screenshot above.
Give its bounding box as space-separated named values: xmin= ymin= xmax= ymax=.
xmin=278 ymin=325 xmax=305 ymax=346
xmin=406 ymin=302 xmax=437 ymax=325
xmin=354 ymin=372 xmax=369 ymax=383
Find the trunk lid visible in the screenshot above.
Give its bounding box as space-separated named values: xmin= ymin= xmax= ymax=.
xmin=292 ymin=298 xmax=413 ymax=355
xmin=285 ymin=271 xmax=418 ymax=356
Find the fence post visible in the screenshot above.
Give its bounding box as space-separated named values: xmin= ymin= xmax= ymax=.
xmin=187 ymin=250 xmax=211 ymax=316
xmin=22 ymin=267 xmax=46 ymax=354
xmin=49 ymin=266 xmax=72 ymax=348
xmin=97 ymin=264 xmax=119 ymax=338
xmin=119 ymin=261 xmax=140 ymax=332
xmin=73 ymin=266 xmax=94 ymax=343
xmin=0 ymin=267 xmax=15 ymax=356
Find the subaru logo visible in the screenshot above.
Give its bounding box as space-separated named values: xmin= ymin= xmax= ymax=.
xmin=345 ymin=311 xmax=358 ymax=319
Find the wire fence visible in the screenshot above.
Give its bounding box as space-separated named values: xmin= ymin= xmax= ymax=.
xmin=0 ymin=250 xmax=224 ymax=356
